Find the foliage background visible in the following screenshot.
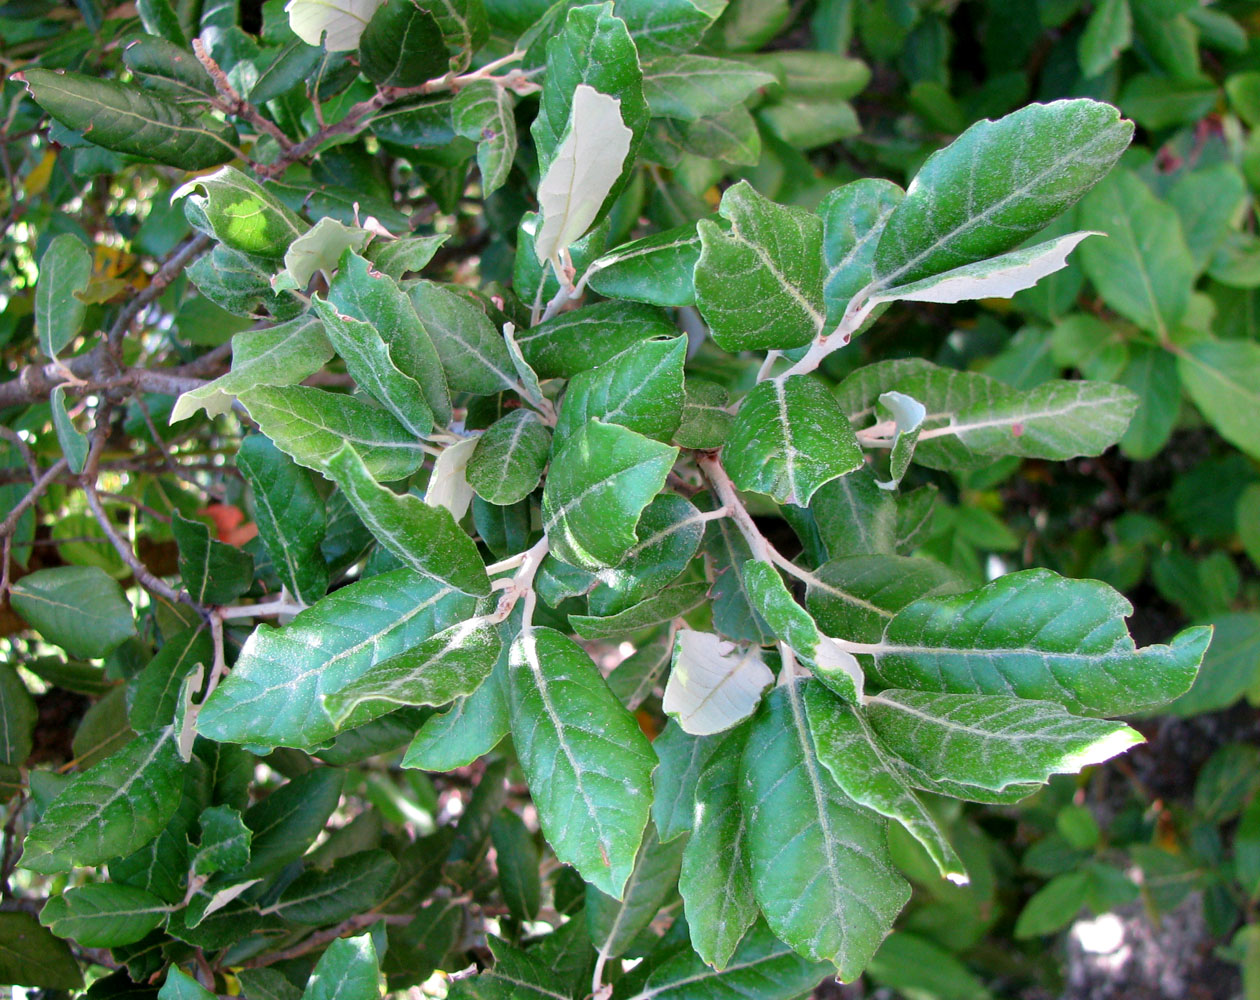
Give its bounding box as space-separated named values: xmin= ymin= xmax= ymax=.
xmin=0 ymin=0 xmax=1258 ymax=998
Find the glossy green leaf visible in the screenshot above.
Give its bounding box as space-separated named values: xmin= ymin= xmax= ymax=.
xmin=542 ymin=420 xmax=679 ymax=570
xmin=555 ymin=335 xmax=687 ymax=445
xmin=123 ymin=37 xmax=215 ymax=96
xmin=301 ymin=932 xmax=380 ymax=1000
xmin=321 ymin=616 xmax=499 ymax=730
xmin=0 ymin=912 xmax=82 ymax=989
xmin=365 ymin=234 xmax=448 ymax=279
xmin=0 ymin=663 xmax=35 ymax=765
xmin=190 ymin=804 xmax=251 ymax=878
xmin=171 ymin=317 xmax=333 ymax=423
xmin=531 ymin=1 xmax=648 ymax=224
xmin=10 ymin=566 xmax=136 ymax=661
xmin=872 ymin=100 xmax=1132 ymax=289
xmin=651 ymin=719 xmax=722 ymax=844
xmin=1177 ymin=338 xmax=1260 ymax=461
xmin=238 ymin=385 xmax=429 ymax=482
xmin=642 ymin=55 xmax=775 ymax=120
xmin=868 ymin=568 xmax=1212 ymax=716
xmin=587 ymin=223 xmax=702 ymax=308
xmin=614 ymin=918 xmax=829 ymax=1000
xmin=129 ymin=626 xmax=211 ymax=732
xmin=237 ymin=434 xmax=329 ymax=605
xmin=198 ymin=569 xmax=472 ymax=750
xmin=695 ymin=180 xmax=826 ymax=352
xmin=49 ymin=387 xmax=88 ymax=475
xmin=453 ymin=80 xmax=517 ymax=194
xmin=18 ymin=69 xmax=237 ymax=170
xmin=819 ymin=179 xmax=903 ymax=326
xmin=678 ymin=722 xmax=757 ymax=969
xmin=805 ymin=554 xmax=962 ymax=645
xmin=467 ymin=410 xmax=551 ymax=506
xmin=325 ymin=444 xmax=490 ymax=596
xmin=805 ymin=684 xmax=966 ymax=883
xmin=159 ymin=968 xmax=217 ymax=1000
xmin=40 ymin=884 xmax=170 ymax=947
xmin=508 ymin=627 xmax=655 ymax=897
xmin=35 ymin=234 xmax=91 ymax=358
xmin=175 ymin=166 xmax=303 ymax=257
xmin=491 ymin=810 xmax=541 ymax=922
xmin=271 ymin=849 xmax=398 ymax=924
xmin=240 ymin=768 xmax=345 ymax=880
xmin=741 ymin=682 xmax=909 ymax=979
xmin=587 ymin=823 xmax=685 ymax=962
xmin=572 ymin=581 xmax=708 ymax=640
xmin=1078 ymin=169 xmax=1195 ymax=337
xmin=171 ymin=514 xmax=253 ymax=606
xmin=407 ymin=279 xmax=517 ymax=395
xmin=358 ymin=0 xmax=446 ymax=86
xmin=588 ymin=493 xmax=706 ymax=616
xmin=724 ymin=375 xmax=862 ymax=507
xmin=21 ymin=728 xmax=184 ymax=874
xmin=514 ymin=300 xmax=677 ymax=380
xmin=401 ymin=648 xmax=509 ymax=771
xmin=674 ymin=379 xmax=733 ymax=450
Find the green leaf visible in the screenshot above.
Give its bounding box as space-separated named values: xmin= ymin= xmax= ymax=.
xmin=240 ymin=768 xmax=345 ymax=879
xmin=402 ymin=648 xmax=509 ymax=771
xmin=819 ymin=179 xmax=903 ymax=326
xmin=365 ymin=234 xmax=448 ymax=279
xmin=742 ymin=560 xmax=863 ymax=703
xmin=452 ymin=80 xmax=517 ymax=194
xmin=641 ymin=55 xmax=775 ymax=120
xmin=320 ymin=616 xmax=499 ymax=730
xmin=1078 ymin=169 xmax=1195 ymax=336
xmin=407 ymin=280 xmax=517 ymax=395
xmin=555 ymin=335 xmax=687 ymax=445
xmin=741 ymin=682 xmax=909 ymax=979
xmin=238 ymin=385 xmax=429 ymax=482
xmin=542 ymin=420 xmax=679 ymax=571
xmin=198 ymin=569 xmax=473 ymax=750
xmin=171 ymin=317 xmax=334 ymax=422
xmin=40 ymin=884 xmax=170 ymax=947
xmin=571 ymin=581 xmax=709 ymax=640
xmin=301 ymin=933 xmax=380 ymax=1000
xmin=703 ymin=510 xmax=773 ymax=645
xmin=613 ymin=0 xmax=726 ymax=60
xmin=466 ymin=410 xmax=551 ymax=506
xmin=662 ymin=629 xmax=773 ymax=735
xmin=17 ymin=69 xmax=237 ymax=170
xmin=159 ymin=968 xmax=217 ymax=1000
xmin=694 ymin=180 xmax=826 ymax=352
xmin=0 ymin=912 xmax=82 ymax=989
xmin=868 ymin=568 xmax=1212 ymax=716
xmin=587 ymin=223 xmax=702 ymax=308
xmin=872 ymin=100 xmax=1132 ymax=289
xmin=724 ymin=375 xmax=863 ymax=507
xmin=21 ymin=728 xmax=184 ymax=874
xmin=327 ymin=252 xmax=451 ymax=424
xmin=10 ymin=566 xmax=136 ymax=660
xmin=1119 ymin=73 xmax=1217 ymax=130
xmin=805 ymin=554 xmax=963 ymax=645
xmin=1078 ymin=0 xmax=1132 ymax=77
xmin=175 ymin=167 xmax=304 ymax=257
xmin=171 ymin=514 xmax=253 ymax=606
xmin=36 ymin=234 xmax=91 ymax=358
xmin=1177 ymin=338 xmax=1260 ymax=461
xmin=1167 ymin=611 xmax=1260 ymax=717
xmin=874 ymin=232 xmax=1098 ymax=307
xmin=507 ymin=626 xmax=655 ymax=897
xmin=129 ymin=626 xmax=211 ymax=732
xmin=651 ymin=719 xmax=722 ymax=844
xmin=358 ymin=0 xmax=446 ymax=86
xmin=325 ymin=444 xmax=490 ymax=596
xmin=514 ymin=300 xmax=677 ymax=379
xmin=678 ymin=722 xmax=758 ymax=969
xmin=491 ymin=811 xmax=541 ymax=922
xmin=805 ymin=684 xmax=967 ymax=884
xmin=190 ymin=804 xmax=251 ymax=877
xmin=0 ymin=663 xmax=35 ymax=765
xmin=50 ymin=387 xmax=88 ymax=475
xmin=1114 ymin=343 xmax=1180 ymax=460
xmin=531 ymin=2 xmax=648 ymax=225
xmin=123 ymin=37 xmax=215 ymax=96
xmin=1013 ymin=870 xmax=1090 ymax=938
xmin=272 ymin=849 xmax=398 ymax=924
xmin=237 ymin=434 xmax=329 ymax=605
xmin=865 ymin=931 xmax=993 ymax=1000
xmin=587 ymin=823 xmax=685 ymax=962
xmin=674 ymin=379 xmax=733 ymax=450
xmin=588 ymin=493 xmax=706 ymax=616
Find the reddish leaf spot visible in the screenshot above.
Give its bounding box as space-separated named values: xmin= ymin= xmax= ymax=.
xmin=1011 ymin=422 xmax=1024 ymax=437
